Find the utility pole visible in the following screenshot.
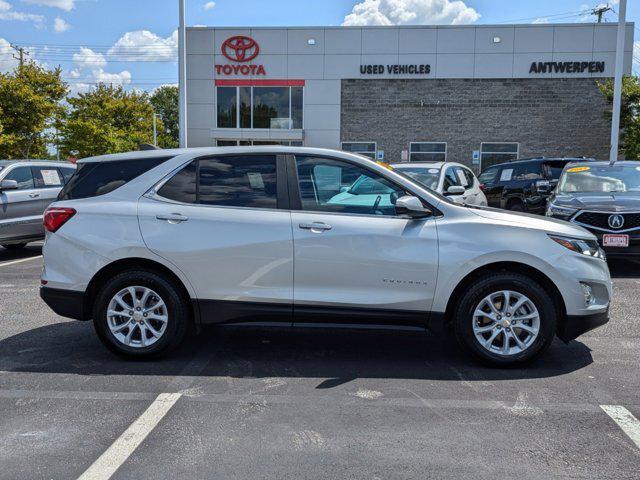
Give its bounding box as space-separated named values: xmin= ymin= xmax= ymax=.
xmin=178 ymin=0 xmax=188 ymax=148
xmin=592 ymin=4 xmax=613 ymax=23
xmin=609 ymin=0 xmax=627 ymax=164
xmin=10 ymin=44 xmax=29 ymax=66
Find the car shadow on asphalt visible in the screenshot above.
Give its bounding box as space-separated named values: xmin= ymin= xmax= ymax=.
xmin=0 ymin=243 xmax=43 ymax=262
xmin=0 ymin=320 xmax=594 ymax=386
xmin=608 ymin=258 xmax=640 ymax=278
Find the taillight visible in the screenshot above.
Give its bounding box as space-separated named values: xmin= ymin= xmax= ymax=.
xmin=479 ymin=183 xmax=486 ymax=191
xmin=43 ymin=207 xmax=76 ymax=233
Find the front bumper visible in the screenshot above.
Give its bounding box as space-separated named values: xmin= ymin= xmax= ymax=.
xmin=39 ymin=286 xmax=88 ymax=321
xmin=557 ymin=309 xmax=609 ymax=343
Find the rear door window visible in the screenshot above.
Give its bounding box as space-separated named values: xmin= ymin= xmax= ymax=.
xmin=32 ymin=166 xmax=64 ymax=188
xmin=58 ymin=156 xmax=172 ymax=201
xmin=3 ymin=166 xmax=35 ymax=190
xmin=157 ymin=155 xmax=279 ymax=209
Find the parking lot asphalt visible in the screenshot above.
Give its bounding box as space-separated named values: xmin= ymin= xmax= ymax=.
xmin=0 ymin=244 xmax=638 ymax=479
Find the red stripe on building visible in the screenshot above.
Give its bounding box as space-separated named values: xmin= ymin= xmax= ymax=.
xmin=215 ymin=79 xmax=306 ymax=87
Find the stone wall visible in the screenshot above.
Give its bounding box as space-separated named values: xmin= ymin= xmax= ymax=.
xmin=340 ymin=78 xmax=612 ymax=168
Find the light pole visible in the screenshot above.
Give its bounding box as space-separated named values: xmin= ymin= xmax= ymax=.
xmin=178 ymin=0 xmax=188 ymax=148
xmin=609 ymin=0 xmax=627 ymax=164
xmin=153 ymin=113 xmax=163 ymax=147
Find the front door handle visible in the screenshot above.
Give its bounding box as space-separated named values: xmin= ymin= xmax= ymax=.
xmin=156 ymin=213 xmax=189 ymax=223
xmin=299 ymin=222 xmax=332 ymax=232
xmin=29 ymin=193 xmax=40 ymax=198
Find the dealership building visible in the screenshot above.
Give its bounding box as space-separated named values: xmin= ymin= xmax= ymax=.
xmin=185 ymin=23 xmax=634 ymax=169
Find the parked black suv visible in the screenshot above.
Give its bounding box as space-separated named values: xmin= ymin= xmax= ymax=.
xmin=546 ymin=161 xmax=640 ymax=257
xmin=478 ymin=157 xmax=593 ymax=214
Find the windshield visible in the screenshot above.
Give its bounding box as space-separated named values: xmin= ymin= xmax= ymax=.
xmin=558 ymin=164 xmax=640 ymax=193
xmin=393 ymin=167 xmax=440 ymax=190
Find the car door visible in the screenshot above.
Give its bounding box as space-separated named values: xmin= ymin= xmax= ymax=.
xmin=138 ymin=154 xmax=294 ymax=324
xmin=478 ymin=166 xmax=504 ymax=208
xmin=289 ymin=154 xmax=438 ymax=324
xmin=31 ymin=165 xmax=65 ymax=211
xmin=0 ymin=165 xmax=42 ymax=242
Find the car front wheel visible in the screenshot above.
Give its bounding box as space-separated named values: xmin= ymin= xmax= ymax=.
xmin=452 ymin=272 xmax=556 ymax=366
xmin=92 ymin=269 xmax=191 ymax=358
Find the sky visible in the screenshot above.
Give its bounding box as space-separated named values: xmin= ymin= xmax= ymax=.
xmin=0 ymin=0 xmax=638 ymax=95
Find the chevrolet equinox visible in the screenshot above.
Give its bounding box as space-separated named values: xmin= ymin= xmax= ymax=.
xmin=40 ymin=147 xmax=611 ymax=366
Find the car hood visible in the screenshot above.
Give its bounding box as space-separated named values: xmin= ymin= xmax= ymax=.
xmin=551 ymin=192 xmax=640 ymax=212
xmin=465 ymin=205 xmax=594 ymax=239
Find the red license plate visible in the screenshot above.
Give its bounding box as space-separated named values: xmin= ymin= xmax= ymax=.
xmin=602 ymin=234 xmax=629 ymax=247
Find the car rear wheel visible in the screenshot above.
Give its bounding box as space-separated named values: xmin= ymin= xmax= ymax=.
xmin=1 ymin=243 xmax=27 ymax=250
xmin=452 ymin=272 xmax=556 ymax=366
xmin=93 ymin=269 xmax=190 ymax=358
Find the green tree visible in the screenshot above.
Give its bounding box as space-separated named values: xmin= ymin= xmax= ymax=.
xmin=0 ymin=62 xmax=67 ymax=159
xmin=150 ymin=85 xmax=179 ymax=149
xmin=598 ymin=76 xmax=640 ymax=160
xmin=60 ymin=84 xmax=160 ymax=158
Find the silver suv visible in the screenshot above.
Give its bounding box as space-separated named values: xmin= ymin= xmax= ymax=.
xmin=0 ymin=160 xmax=76 ymax=249
xmin=39 ymin=147 xmax=611 ymax=366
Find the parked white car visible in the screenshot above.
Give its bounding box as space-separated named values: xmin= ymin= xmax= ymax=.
xmin=40 ymin=147 xmax=611 ymax=366
xmin=391 ymin=162 xmax=488 ymax=206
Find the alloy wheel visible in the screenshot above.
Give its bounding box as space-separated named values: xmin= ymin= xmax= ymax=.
xmin=472 ymin=290 xmax=540 ymax=357
xmin=106 ymin=286 xmax=168 ymax=348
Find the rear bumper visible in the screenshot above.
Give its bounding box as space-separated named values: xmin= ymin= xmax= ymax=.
xmin=557 ymin=309 xmax=609 ymax=343
xmin=39 ymin=286 xmax=88 ymax=321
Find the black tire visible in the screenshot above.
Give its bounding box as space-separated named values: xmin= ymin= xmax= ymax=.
xmin=452 ymin=272 xmax=556 ymax=367
xmin=2 ymin=243 xmax=27 ymax=250
xmin=92 ymin=269 xmax=191 ymax=358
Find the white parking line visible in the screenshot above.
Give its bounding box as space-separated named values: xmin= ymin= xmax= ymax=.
xmin=601 ymin=405 xmax=640 ymax=449
xmin=0 ymin=255 xmax=42 ymax=268
xmin=77 ymin=393 xmax=182 ymax=480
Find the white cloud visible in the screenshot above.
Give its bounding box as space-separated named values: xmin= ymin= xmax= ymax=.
xmin=53 ymin=16 xmax=70 ymax=32
xmin=633 ymin=41 xmax=640 ymax=75
xmin=73 ymin=47 xmax=106 ymax=69
xmin=0 ymin=1 xmax=44 ymax=23
xmin=203 ymin=1 xmax=215 ymax=10
xmin=0 ymin=37 xmax=19 ymax=72
xmin=21 ymin=0 xmax=75 ymax=11
xmin=107 ymin=30 xmax=178 ymax=62
xmin=91 ymin=68 xmax=132 ymax=86
xmin=342 ymin=0 xmax=479 ymax=26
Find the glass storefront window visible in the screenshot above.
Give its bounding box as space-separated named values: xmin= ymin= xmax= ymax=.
xmin=341 ymin=142 xmax=377 ymax=159
xmin=216 ymin=87 xmax=237 ymax=128
xmin=216 ymin=86 xmax=303 ymax=130
xmin=410 ymin=142 xmax=446 ymax=162
xmin=480 ymin=143 xmax=519 ymax=170
xmin=253 ymin=87 xmax=290 ymax=129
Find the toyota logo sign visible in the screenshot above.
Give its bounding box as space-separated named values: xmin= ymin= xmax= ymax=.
xmin=608 ymin=214 xmax=625 ymax=229
xmin=221 ymin=35 xmax=260 ymax=62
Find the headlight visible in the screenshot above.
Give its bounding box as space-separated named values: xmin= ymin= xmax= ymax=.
xmin=546 ymin=203 xmax=578 ymax=219
xmin=548 ymin=234 xmax=606 ymax=260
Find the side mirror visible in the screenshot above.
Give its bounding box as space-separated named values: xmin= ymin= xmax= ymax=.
xmin=395 ymin=195 xmax=432 ymax=219
xmin=445 ymin=185 xmax=465 ymax=196
xmin=536 ymin=179 xmax=551 ymax=192
xmin=0 ymin=179 xmax=18 ymax=191
xmin=340 ymin=186 xmax=349 ymax=193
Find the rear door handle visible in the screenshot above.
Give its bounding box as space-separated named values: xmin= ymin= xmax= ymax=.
xmin=29 ymin=193 xmax=40 ymax=198
xmin=299 ymin=222 xmax=332 ymax=232
xmin=156 ymin=213 xmax=189 ymax=223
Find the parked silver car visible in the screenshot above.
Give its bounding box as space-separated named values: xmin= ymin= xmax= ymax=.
xmin=0 ymin=160 xmax=76 ymax=249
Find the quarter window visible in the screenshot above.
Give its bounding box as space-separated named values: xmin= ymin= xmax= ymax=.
xmin=216 ymin=86 xmax=303 ymax=130
xmin=295 ymin=156 xmax=405 ymax=216
xmin=409 ymin=142 xmax=446 ymax=162
xmin=157 ymin=155 xmax=278 ymax=209
xmin=59 ymin=167 xmax=76 ymax=184
xmin=3 ymin=166 xmax=34 ymax=190
xmin=341 ymin=142 xmax=377 ymax=160
xmin=480 ymin=143 xmax=519 ymax=170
